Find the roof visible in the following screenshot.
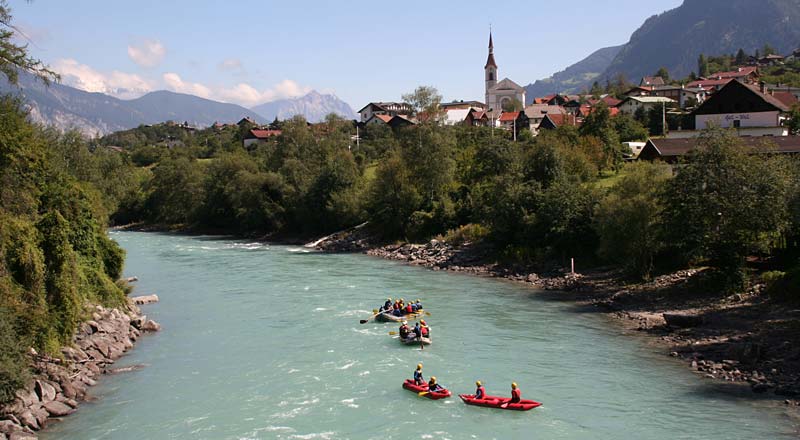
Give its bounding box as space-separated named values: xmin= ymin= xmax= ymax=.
xmin=773 ymin=92 xmax=798 ymax=108
xmin=489 ymin=77 xmax=524 ymax=92
xmin=248 ymin=129 xmax=282 ymax=139
xmin=440 ymin=100 xmax=486 ymax=109
xmin=373 ymin=114 xmax=393 ymax=123
xmin=621 ymin=96 xmax=677 ymax=104
xmin=693 ymin=80 xmax=791 ymax=115
xmin=498 ymin=111 xmax=522 ymax=122
xmin=641 ymin=76 xmax=666 ymax=86
xmin=357 ymin=102 xmax=412 ymax=114
xmin=686 ymin=78 xmax=733 ymax=88
xmin=640 ymin=136 xmax=800 ymax=160
xmin=444 ymin=108 xmax=472 ymax=124
xmin=711 ymin=66 xmax=759 ymax=79
xmin=601 ymin=96 xmax=622 ymax=107
xmin=524 ymin=104 xmax=566 ymax=119
xmin=485 ymin=32 xmax=497 ymax=68
xmin=541 ymin=113 xmax=579 ymax=128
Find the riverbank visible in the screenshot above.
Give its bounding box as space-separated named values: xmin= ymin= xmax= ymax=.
xmin=0 ymin=297 xmax=160 ymax=439
xmin=314 ymin=232 xmax=800 ymax=411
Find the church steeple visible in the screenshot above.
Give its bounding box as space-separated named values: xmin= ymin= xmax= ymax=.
xmin=485 ymin=29 xmax=498 ymax=107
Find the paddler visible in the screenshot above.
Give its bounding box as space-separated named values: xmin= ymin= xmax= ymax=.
xmin=399 ymin=320 xmax=411 ymax=339
xmin=510 ymin=382 xmax=521 ymax=403
xmin=404 ymin=301 xmax=414 ymax=315
xmin=419 ymin=320 xmax=430 ymax=338
xmin=474 ymin=380 xmax=485 ymax=399
xmin=413 ymin=363 xmax=424 ymax=385
xmin=427 ymin=376 xmax=444 ymax=393
xmin=383 ymin=297 xmax=393 ymax=311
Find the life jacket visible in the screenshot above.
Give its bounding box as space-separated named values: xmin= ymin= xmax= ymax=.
xmin=393 ymin=302 xmax=400 ymax=310
xmin=511 ymin=388 xmax=521 ymax=402
xmin=414 ymin=370 xmax=423 ymax=383
xmin=476 ymin=386 xmax=486 ymax=399
xmin=420 ymin=326 xmax=429 ymax=337
xmin=405 ymin=304 xmax=413 ymax=313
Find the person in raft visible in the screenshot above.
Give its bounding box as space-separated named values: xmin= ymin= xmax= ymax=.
xmin=392 ymin=300 xmax=403 ymax=317
xmin=399 ymin=321 xmax=411 ymax=339
xmin=475 ymin=381 xmax=485 ymax=399
xmin=419 ymin=320 xmax=430 ymax=338
xmin=382 ymin=298 xmax=393 ymax=311
xmin=510 ymin=382 xmax=521 ymax=403
xmin=414 ymin=363 xmax=424 ymax=385
xmin=428 ymin=376 xmax=444 ymax=393
xmin=413 ymin=299 xmax=423 ymax=311
xmin=404 ymin=301 xmax=414 ymax=315
xmin=413 ymin=321 xmax=422 ymax=338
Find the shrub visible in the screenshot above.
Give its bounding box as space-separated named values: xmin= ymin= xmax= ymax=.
xmin=439 ymin=223 xmax=489 ymax=246
xmin=0 ymin=306 xmax=30 ymax=404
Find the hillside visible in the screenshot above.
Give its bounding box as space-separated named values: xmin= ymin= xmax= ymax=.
xmin=524 ymin=45 xmax=624 ymax=100
xmin=251 ymin=90 xmax=356 ymax=123
xmin=601 ymin=0 xmax=800 ymax=82
xmin=0 ymin=72 xmax=264 ymax=136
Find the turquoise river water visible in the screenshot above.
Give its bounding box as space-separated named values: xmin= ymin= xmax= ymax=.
xmin=41 ymin=231 xmax=798 ymax=439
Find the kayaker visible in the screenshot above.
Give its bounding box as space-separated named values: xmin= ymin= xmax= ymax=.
xmin=475 ymin=381 xmax=485 ymax=399
xmin=510 ymin=382 xmax=521 ymax=403
xmin=399 ymin=321 xmax=411 ymax=339
xmin=413 ymin=363 xmax=424 ymax=385
xmin=428 ymin=376 xmax=444 ymax=393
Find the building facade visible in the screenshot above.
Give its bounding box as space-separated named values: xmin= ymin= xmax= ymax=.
xmin=484 ymin=32 xmax=526 ymax=114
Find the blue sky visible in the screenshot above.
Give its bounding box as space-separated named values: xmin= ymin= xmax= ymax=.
xmin=11 ymin=0 xmax=683 ymax=109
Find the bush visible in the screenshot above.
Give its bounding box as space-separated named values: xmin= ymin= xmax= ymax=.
xmin=439 ymin=223 xmax=489 ymax=246
xmin=0 ymin=306 xmax=30 ymax=404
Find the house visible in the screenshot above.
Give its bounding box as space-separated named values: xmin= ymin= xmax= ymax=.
xmin=758 ymin=54 xmax=785 ymax=66
xmin=443 ymin=108 xmax=473 ymax=125
xmin=484 ymin=31 xmax=526 ymax=113
xmin=237 ymin=117 xmax=258 ymax=127
xmin=243 ymin=129 xmax=281 ymax=149
xmin=465 ymin=109 xmax=490 ymax=127
xmin=524 ymin=104 xmax=566 ymax=135
xmin=357 ymin=102 xmax=413 ymax=123
xmin=366 ymin=113 xmax=415 ymax=129
xmin=640 ymin=76 xmax=666 ymax=87
xmin=679 ymin=87 xmax=709 ymax=109
xmin=498 ymin=111 xmax=528 ymax=133
xmin=693 ymin=79 xmax=791 ymax=130
xmin=639 ymin=136 xmax=800 ymax=163
xmin=539 ymin=113 xmax=579 ymax=131
xmin=787 ymin=49 xmax=800 ymax=62
xmin=617 ymin=96 xmax=676 ymax=116
xmin=685 ymin=78 xmax=734 ymax=92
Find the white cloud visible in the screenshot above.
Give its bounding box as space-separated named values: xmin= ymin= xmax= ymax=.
xmin=162 ymin=72 xmax=212 ymax=98
xmin=127 ymin=39 xmax=166 ymax=68
xmin=216 ymin=79 xmax=312 ymax=106
xmin=53 ymin=58 xmax=154 ymax=99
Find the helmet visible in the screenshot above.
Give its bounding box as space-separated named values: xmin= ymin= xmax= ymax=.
xmin=387 ymin=298 xmax=392 ymax=301
xmin=420 ymin=320 xmax=426 ymax=325
xmin=372 ymin=309 xmax=378 ymax=313
xmin=402 ymin=321 xmax=408 ymax=325
xmin=476 ymin=380 xmax=482 ymax=386
xmin=417 ymin=363 xmax=423 ymax=369
xmin=511 ymin=382 xmax=518 ymax=389
xmin=430 ymin=376 xmax=437 ymax=382
xmin=416 ymin=299 xmax=421 ymax=303
xmin=400 ymin=298 xmax=404 ymax=302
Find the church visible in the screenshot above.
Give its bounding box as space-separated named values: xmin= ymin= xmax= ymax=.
xmin=484 ymin=32 xmax=526 ymax=114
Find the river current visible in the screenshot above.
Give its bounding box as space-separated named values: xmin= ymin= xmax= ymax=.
xmin=41 ymin=231 xmax=798 ymax=439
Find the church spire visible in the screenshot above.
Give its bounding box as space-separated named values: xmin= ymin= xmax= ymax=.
xmin=485 ymin=29 xmax=497 ymax=69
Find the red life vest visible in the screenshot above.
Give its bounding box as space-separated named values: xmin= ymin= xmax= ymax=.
xmin=476 ymin=386 xmax=486 ymax=398
xmin=511 ymin=388 xmax=521 ymax=402
xmin=406 ymin=304 xmax=413 ymax=313
xmin=421 ymin=326 xmax=429 ymax=337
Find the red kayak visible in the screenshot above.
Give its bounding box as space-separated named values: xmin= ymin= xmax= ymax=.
xmin=459 ymin=394 xmax=542 ymax=411
xmin=402 ymin=379 xmax=451 ymax=400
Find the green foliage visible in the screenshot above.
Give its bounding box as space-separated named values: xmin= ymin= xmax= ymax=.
xmin=595 ymin=162 xmax=672 ymax=278
xmin=0 ymin=1 xmax=57 ymax=85
xmin=612 ymin=114 xmax=649 ymax=143
xmin=438 ymin=223 xmax=489 ymax=246
xmin=0 ymin=306 xmax=30 ymax=404
xmin=661 ymin=130 xmax=792 ymax=291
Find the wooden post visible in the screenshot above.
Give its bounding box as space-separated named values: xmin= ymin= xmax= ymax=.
xmin=571 ymin=258 xmax=575 ymax=275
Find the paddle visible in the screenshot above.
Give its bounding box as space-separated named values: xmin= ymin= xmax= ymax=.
xmin=388 ymin=331 xmax=397 ymax=335
xmin=500 ymin=402 xmax=509 ymax=409
xmin=418 ymin=391 xmax=429 ymax=397
xmin=360 ymin=309 xmax=384 ymax=324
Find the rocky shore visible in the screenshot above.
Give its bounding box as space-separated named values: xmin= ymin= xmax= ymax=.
xmin=315 ymin=232 xmax=800 ymax=410
xmin=0 ymin=298 xmax=160 ymax=439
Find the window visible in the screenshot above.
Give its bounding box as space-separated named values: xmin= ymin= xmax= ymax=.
xmin=733 ymin=119 xmax=741 ymax=128
xmin=488 ymin=72 xmax=494 ymax=81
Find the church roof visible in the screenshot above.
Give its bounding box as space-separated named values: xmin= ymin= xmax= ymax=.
xmin=489 ymin=78 xmax=524 ymax=92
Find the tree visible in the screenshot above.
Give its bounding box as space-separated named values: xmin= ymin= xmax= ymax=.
xmin=735 ymin=48 xmax=747 ymax=65
xmin=0 ymin=1 xmax=57 ymax=84
xmin=762 ymin=44 xmax=776 ymax=57
xmin=787 ymin=105 xmax=800 ymax=136
xmin=579 ymin=102 xmax=622 ymax=171
xmin=646 ymin=103 xmax=666 ymax=136
xmin=612 ymin=114 xmax=649 ymax=142
xmin=402 ymin=85 xmax=443 ymax=123
xmin=698 ymin=54 xmax=710 ymax=77
xmin=590 ymin=81 xmax=603 ymax=97
xmin=655 ymin=67 xmax=670 ymax=83
xmin=661 ymin=130 xmax=792 ymax=291
xmin=501 ymin=98 xmax=523 ymax=112
xmin=595 ymin=162 xmax=671 ymax=278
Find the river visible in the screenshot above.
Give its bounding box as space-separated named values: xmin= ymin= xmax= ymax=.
xmin=41 ymin=231 xmax=798 ymax=439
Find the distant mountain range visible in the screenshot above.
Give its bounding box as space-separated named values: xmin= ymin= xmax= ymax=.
xmin=0 ymin=72 xmax=356 ymax=136
xmin=524 ymin=45 xmax=623 ymax=101
xmin=251 ymin=90 xmax=356 ymax=123
xmin=525 ymin=0 xmax=800 ymax=99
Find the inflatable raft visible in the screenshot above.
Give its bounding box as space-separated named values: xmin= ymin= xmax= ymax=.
xmin=400 ymin=334 xmax=431 ymax=345
xmin=458 ymin=394 xmax=542 ymax=411
xmin=375 ymin=311 xmax=422 ymax=323
xmin=402 ymin=380 xmax=451 ymax=400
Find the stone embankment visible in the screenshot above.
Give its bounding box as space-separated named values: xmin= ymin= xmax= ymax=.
xmin=0 ymin=297 xmax=160 ymax=439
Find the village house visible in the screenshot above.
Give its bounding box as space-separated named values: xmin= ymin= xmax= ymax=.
xmin=524 ymin=104 xmax=567 ymax=135
xmin=640 ymin=76 xmax=666 ymax=87
xmin=498 ymin=111 xmax=528 ymax=133
xmin=365 ymin=113 xmax=415 ymax=129
xmin=617 ymin=96 xmax=676 ymax=116
xmin=639 ymin=136 xmax=800 ymax=163
xmin=538 ymin=113 xmax=579 ymax=131
xmin=358 ymin=102 xmax=414 ymax=123
xmin=243 ymin=128 xmax=281 ymax=149
xmin=693 ymin=79 xmax=792 ymax=131
xmin=440 ymin=100 xmax=486 ymax=111
xmin=465 ymin=109 xmax=490 ymax=127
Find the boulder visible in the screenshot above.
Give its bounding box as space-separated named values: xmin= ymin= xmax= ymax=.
xmin=142 ymin=320 xmax=161 ymax=332
xmin=16 ymin=412 xmax=38 ymax=431
xmin=34 ymin=380 xmax=56 ymax=403
xmin=43 ymin=401 xmax=74 ymax=417
xmin=8 ymin=432 xmax=37 ymax=440
xmin=14 ymin=389 xmax=38 ymax=408
xmin=663 ymin=313 xmax=704 ymax=328
xmin=61 ymin=382 xmax=77 ymax=399
xmin=131 ymin=295 xmax=159 ymax=305
xmin=0 ymin=421 xmax=18 ymax=435
xmin=30 ymin=406 xmax=48 ymax=428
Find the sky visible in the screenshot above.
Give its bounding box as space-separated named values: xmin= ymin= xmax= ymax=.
xmin=10 ymin=0 xmax=684 ymax=109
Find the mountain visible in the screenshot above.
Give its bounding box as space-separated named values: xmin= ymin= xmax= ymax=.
xmin=0 ymin=72 xmax=264 ymax=136
xmin=524 ymin=45 xmax=624 ymax=101
xmin=600 ymin=0 xmax=800 ymax=83
xmin=251 ymin=91 xmax=356 ymax=123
